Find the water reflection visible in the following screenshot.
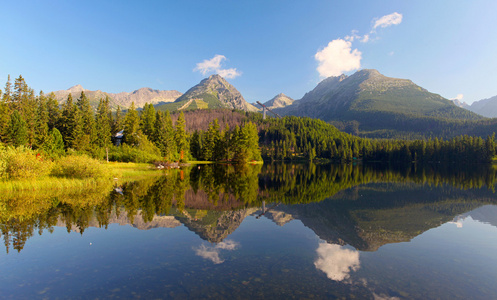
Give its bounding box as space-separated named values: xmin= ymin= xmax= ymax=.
xmin=314 ymin=242 xmax=360 ymax=282
xmin=194 ymin=240 xmax=240 ymax=264
xmin=1 ymin=163 xmax=497 ymax=253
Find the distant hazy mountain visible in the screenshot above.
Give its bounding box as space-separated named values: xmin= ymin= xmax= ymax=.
xmin=156 ymin=74 xmax=259 ymax=112
xmin=276 ymin=69 xmax=484 ymax=138
xmin=450 ymin=98 xmax=470 ymax=109
xmin=51 ymin=85 xmax=182 ymax=110
xmin=467 ymin=95 xmax=497 ymax=118
xmin=263 ymin=93 xmax=294 ymax=109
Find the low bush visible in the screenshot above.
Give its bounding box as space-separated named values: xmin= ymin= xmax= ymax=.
xmin=108 ymin=137 xmax=162 ymax=163
xmin=0 ymin=146 xmax=53 ymax=180
xmin=51 ymin=154 xmax=111 ymax=179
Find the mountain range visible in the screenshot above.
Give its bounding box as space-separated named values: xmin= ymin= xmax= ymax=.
xmin=51 ymin=69 xmax=497 ymax=139
xmin=273 ymin=69 xmax=486 ymax=138
xmin=465 ymin=95 xmax=497 ymax=118
xmin=51 ymin=84 xmax=182 ymax=109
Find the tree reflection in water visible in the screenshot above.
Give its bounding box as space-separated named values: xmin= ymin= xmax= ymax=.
xmin=1 ymin=162 xmax=497 ymax=253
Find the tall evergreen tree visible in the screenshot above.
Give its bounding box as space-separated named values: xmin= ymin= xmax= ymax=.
xmin=163 ymin=111 xmax=177 ymax=161
xmin=174 ymin=111 xmax=189 ymax=161
xmin=7 ymin=110 xmax=28 ymax=147
xmin=11 ymin=75 xmax=37 ymax=146
xmin=42 ymin=128 xmax=65 ymax=158
xmin=204 ymin=119 xmax=221 ymax=161
xmin=71 ymin=108 xmax=87 ymax=151
xmin=113 ymin=105 xmax=123 ymax=134
xmin=34 ymin=91 xmax=50 ymax=149
xmin=0 ymin=88 xmax=10 ymax=143
xmin=123 ymin=102 xmax=140 ymax=146
xmin=189 ymin=130 xmax=203 ymax=160
xmin=46 ymin=92 xmax=60 ymax=130
xmin=95 ymin=97 xmax=112 ymax=148
xmin=60 ymin=93 xmax=79 ymax=148
xmin=140 ymin=103 xmax=156 ymax=139
xmin=77 ymin=91 xmax=95 ymax=147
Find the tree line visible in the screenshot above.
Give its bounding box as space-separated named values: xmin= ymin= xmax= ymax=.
xmin=0 ymin=75 xmax=261 ymax=163
xmin=1 ymin=75 xmax=496 ymax=164
xmin=256 ymin=116 xmax=497 ymax=163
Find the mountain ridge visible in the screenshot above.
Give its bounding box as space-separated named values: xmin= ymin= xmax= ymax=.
xmin=156 ymin=74 xmax=259 ymax=112
xmin=276 ymin=69 xmax=486 ymax=138
xmin=263 ymin=93 xmax=295 ymax=109
xmin=467 ymin=95 xmax=497 ymax=117
xmin=51 ymin=85 xmax=182 ymax=110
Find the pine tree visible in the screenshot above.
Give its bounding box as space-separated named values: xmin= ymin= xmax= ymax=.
xmin=71 ymin=108 xmax=87 ymax=151
xmin=95 ymin=97 xmax=112 ymax=148
xmin=174 ymin=111 xmax=189 ymax=161
xmin=152 ymin=111 xmax=167 ymax=155
xmin=140 ymin=103 xmax=156 ymax=139
xmin=163 ymin=111 xmax=177 ymax=161
xmin=123 ymin=102 xmax=141 ymax=146
xmin=77 ymin=91 xmax=95 ymax=148
xmin=60 ymin=94 xmax=78 ymax=148
xmin=7 ymin=110 xmax=28 ymax=147
xmin=34 ymin=91 xmax=50 ymax=149
xmin=204 ymin=119 xmax=221 ymax=161
xmin=0 ymin=97 xmax=10 ymax=143
xmin=189 ymin=130 xmax=203 ymax=160
xmin=113 ymin=105 xmax=123 ymax=134
xmin=46 ymin=92 xmax=60 ymax=130
xmin=42 ymin=128 xmax=65 ymax=158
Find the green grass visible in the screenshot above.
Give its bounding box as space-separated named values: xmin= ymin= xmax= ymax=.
xmin=0 ymin=162 xmax=161 ymax=193
xmin=109 ymin=162 xmax=161 ymax=180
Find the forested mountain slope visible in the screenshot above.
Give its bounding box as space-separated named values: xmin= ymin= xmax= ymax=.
xmin=277 ymin=69 xmax=487 ymax=139
xmin=156 ymin=75 xmax=259 ymax=112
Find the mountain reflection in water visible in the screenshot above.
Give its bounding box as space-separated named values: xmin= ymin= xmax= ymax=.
xmin=2 ymin=163 xmax=497 ymax=299
xmin=2 ymin=163 xmax=496 ymax=253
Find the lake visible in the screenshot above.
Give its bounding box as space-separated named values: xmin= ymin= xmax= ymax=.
xmin=1 ymin=163 xmax=497 ymax=299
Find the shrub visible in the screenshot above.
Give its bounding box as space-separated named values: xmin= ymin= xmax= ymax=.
xmin=0 ymin=146 xmax=53 ymax=180
xmin=108 ymin=136 xmax=162 ymax=163
xmin=52 ymin=155 xmax=111 ymax=179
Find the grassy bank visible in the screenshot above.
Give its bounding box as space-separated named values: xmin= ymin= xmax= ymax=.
xmin=0 ymin=160 xmax=160 ymax=193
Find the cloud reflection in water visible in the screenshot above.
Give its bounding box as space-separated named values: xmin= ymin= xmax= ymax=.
xmin=194 ymin=240 xmax=240 ymax=264
xmin=314 ymin=242 xmax=360 ymax=281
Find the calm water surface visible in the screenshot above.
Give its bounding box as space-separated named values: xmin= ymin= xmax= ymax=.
xmin=1 ymin=163 xmax=497 ymax=299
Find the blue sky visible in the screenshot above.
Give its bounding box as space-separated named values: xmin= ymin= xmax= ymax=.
xmin=1 ymin=0 xmax=496 ymax=104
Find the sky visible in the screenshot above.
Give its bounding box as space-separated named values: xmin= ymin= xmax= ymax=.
xmin=1 ymin=0 xmax=496 ymax=105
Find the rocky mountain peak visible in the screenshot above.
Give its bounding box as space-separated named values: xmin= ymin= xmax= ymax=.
xmin=263 ymin=93 xmax=295 ymax=109
xmin=67 ymin=84 xmax=86 ymax=93
xmin=174 ymin=74 xmax=259 ymax=112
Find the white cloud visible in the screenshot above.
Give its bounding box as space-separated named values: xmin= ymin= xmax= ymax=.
xmin=314 ymin=243 xmax=360 ymax=281
xmin=217 ymin=68 xmax=242 ymax=79
xmin=194 ymin=54 xmax=226 ymax=75
xmin=373 ymin=12 xmax=403 ymax=30
xmin=194 ymin=55 xmax=241 ymax=79
xmin=315 ymin=39 xmax=362 ymax=78
xmin=194 ymin=239 xmax=240 ymax=264
xmin=345 ymin=30 xmax=361 ymax=42
xmin=315 ymin=12 xmax=402 ymax=77
xmin=452 ymin=94 xmax=464 ymax=101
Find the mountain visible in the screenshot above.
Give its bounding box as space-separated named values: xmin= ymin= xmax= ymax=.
xmin=276 ymin=69 xmax=485 ymax=138
xmin=263 ymin=93 xmax=294 ymax=109
xmin=467 ymin=95 xmax=497 ymax=118
xmin=51 ymin=85 xmax=182 ymax=110
xmin=156 ymin=74 xmax=259 ymax=112
xmin=451 ymin=98 xmax=470 ymax=109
